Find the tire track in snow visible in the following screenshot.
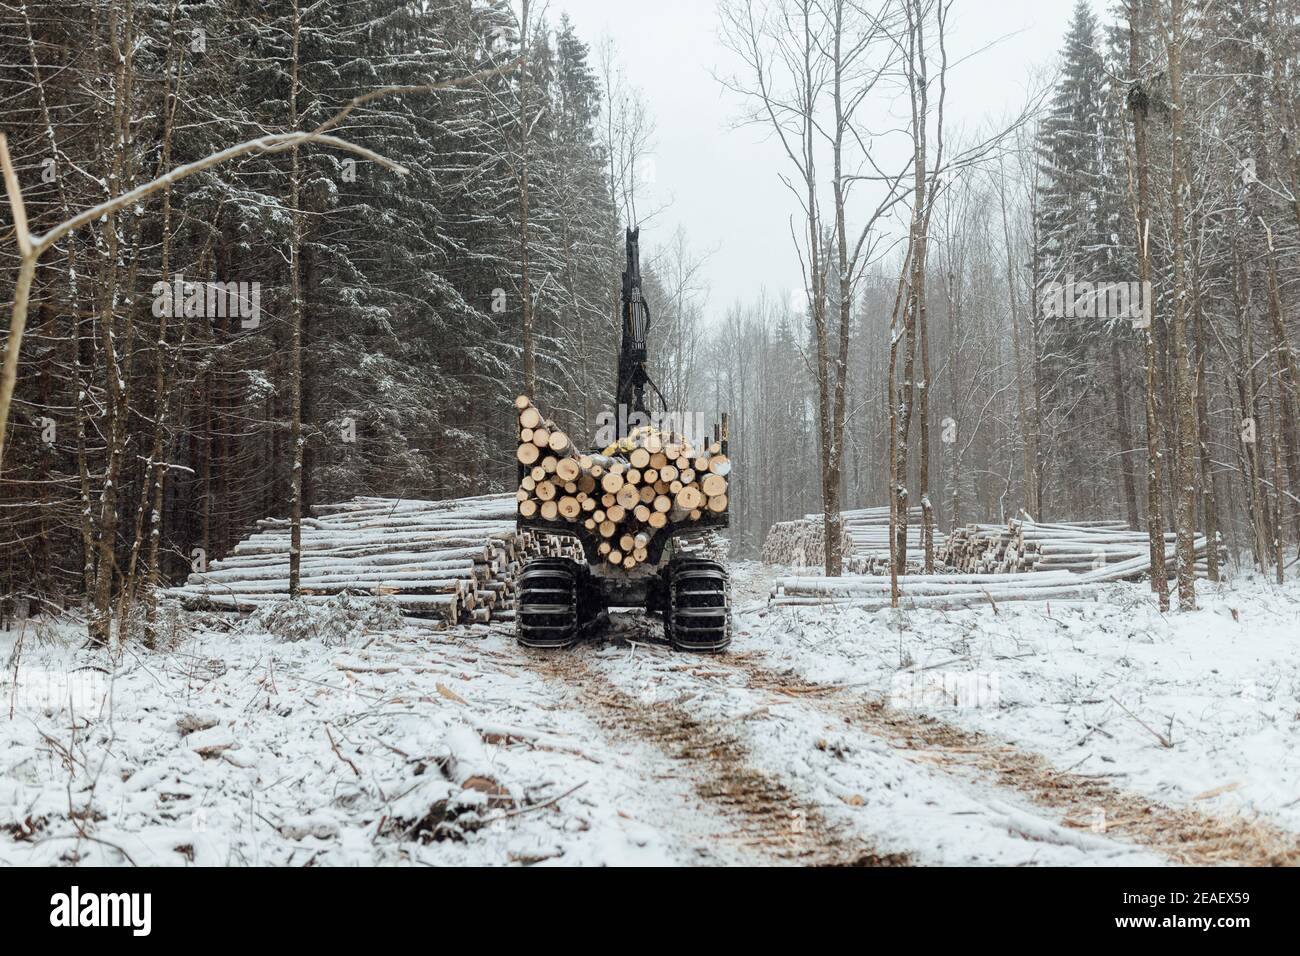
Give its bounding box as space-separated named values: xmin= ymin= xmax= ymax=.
xmin=525 ymin=649 xmax=909 ymax=866
xmin=727 ymin=652 xmax=1300 ymax=867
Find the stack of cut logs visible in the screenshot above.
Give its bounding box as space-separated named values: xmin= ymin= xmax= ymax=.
xmin=515 ymin=396 xmax=729 ymax=570
xmin=836 ymin=506 xmax=945 ymax=574
xmin=770 ymin=529 xmax=1222 ymax=609
xmin=770 ymin=569 xmax=1103 ymax=610
xmin=760 ymin=519 xmax=855 ymax=569
xmin=168 ymin=494 xmax=581 ymax=625
xmin=763 ymin=508 xmax=1220 ymax=583
xmin=939 ymin=516 xmax=1220 ymax=578
xmin=761 ymin=506 xmax=943 ymax=573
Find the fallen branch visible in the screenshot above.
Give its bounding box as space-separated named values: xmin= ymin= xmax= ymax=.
xmin=484 ymin=781 xmax=587 ymax=824
xmin=324 ymin=724 xmax=363 ymax=777
xmin=1109 ymin=696 xmax=1174 ymax=748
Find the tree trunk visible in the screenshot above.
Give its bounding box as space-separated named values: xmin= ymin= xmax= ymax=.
xmin=1128 ymin=0 xmax=1168 ymax=610
xmin=1110 ymin=339 xmax=1140 ymax=528
xmin=288 ymin=0 xmax=304 ymax=598
xmin=1189 ymin=233 xmax=1219 ymax=580
xmin=1165 ymin=0 xmax=1199 ymax=610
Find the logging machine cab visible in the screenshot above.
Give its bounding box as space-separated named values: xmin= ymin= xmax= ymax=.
xmin=513 ymin=228 xmax=732 ymax=652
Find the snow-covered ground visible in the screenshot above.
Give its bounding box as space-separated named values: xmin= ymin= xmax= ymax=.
xmin=1 ymin=563 xmax=1296 ymax=866
xmin=0 ymin=612 xmax=749 ymax=866
xmin=741 ymin=562 xmax=1300 ymax=836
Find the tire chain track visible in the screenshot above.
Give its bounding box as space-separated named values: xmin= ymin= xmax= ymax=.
xmin=526 ymin=650 xmax=909 ymax=866
xmin=726 ymin=652 xmax=1300 ymax=867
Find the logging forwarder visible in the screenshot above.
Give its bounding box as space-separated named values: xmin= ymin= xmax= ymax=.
xmin=512 ymin=228 xmax=732 ymax=652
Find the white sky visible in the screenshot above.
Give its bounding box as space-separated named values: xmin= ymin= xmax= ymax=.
xmin=548 ymin=0 xmax=1083 ymax=311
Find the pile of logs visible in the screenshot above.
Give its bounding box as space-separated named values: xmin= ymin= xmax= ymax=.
xmin=761 ymin=506 xmax=943 ymax=573
xmin=760 ymin=519 xmax=854 ymax=569
xmin=939 ymin=516 xmax=1220 ymax=579
xmin=515 ymin=396 xmax=729 ymax=570
xmin=764 ymin=507 xmax=1219 ymax=585
xmin=837 ymin=506 xmax=945 ymax=574
xmin=770 ymin=570 xmax=1102 ymax=611
xmin=168 ymin=494 xmax=581 ymax=625
xmin=770 ymin=531 xmax=1223 ymax=609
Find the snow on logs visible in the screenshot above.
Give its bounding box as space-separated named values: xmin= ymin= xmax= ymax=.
xmin=769 ymin=569 xmax=1102 ymax=610
xmin=168 ymin=493 xmax=582 ymax=625
xmin=764 ymin=509 xmax=1220 ymax=592
xmin=938 ymin=516 xmax=1220 ymax=578
xmin=514 ymin=395 xmax=728 ymax=571
xmin=760 ymin=518 xmax=856 ymax=570
xmin=761 ymin=506 xmax=940 ymax=574
xmin=768 ymin=539 xmax=1217 ymax=609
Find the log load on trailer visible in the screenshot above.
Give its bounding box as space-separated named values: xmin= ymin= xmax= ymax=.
xmin=513 ymin=228 xmax=732 ymax=652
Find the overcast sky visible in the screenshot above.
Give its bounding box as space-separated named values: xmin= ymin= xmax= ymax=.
xmin=547 ymin=0 xmax=1081 ymax=312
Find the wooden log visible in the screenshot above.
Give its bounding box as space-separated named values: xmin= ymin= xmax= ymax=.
xmin=701 ymin=473 xmax=727 ymax=498
xmin=443 ymin=723 xmax=512 ymax=806
xmin=675 ymin=485 xmax=703 ymax=511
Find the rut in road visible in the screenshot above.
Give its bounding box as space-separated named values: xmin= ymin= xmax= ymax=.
xmin=526 ymin=649 xmax=909 ymax=866
xmin=726 ymin=652 xmax=1300 ymax=867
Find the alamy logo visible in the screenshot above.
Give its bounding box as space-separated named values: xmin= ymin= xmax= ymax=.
xmin=1041 ymin=275 xmax=1151 ymax=329
xmin=889 ymin=670 xmax=1001 ymax=709
xmin=151 ymin=274 xmax=261 ymax=328
xmin=50 ymin=886 xmax=151 ymax=936
xmin=15 ymin=668 xmax=108 ymax=713
xmin=594 ymin=404 xmax=710 ymax=449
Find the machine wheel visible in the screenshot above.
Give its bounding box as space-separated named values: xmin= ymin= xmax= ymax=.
xmin=665 ymin=558 xmax=731 ymax=652
xmin=516 ymin=558 xmax=583 ymax=648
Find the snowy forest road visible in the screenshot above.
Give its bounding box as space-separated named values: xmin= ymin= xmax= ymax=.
xmin=526 ymin=644 xmax=910 ymax=866
xmin=722 ymin=652 xmax=1300 ymax=866
xmin=513 ymin=591 xmax=1299 ymax=866
xmin=510 ymin=621 xmax=1172 ymax=865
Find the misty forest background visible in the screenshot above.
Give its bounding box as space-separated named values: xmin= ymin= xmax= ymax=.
xmin=1 ymin=0 xmax=1298 ymax=632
